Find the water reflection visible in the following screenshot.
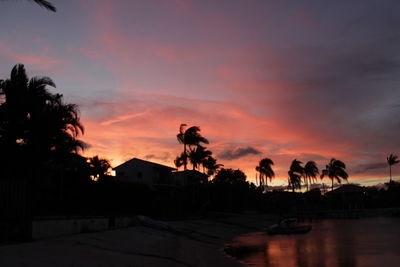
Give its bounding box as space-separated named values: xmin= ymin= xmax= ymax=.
xmin=230 ymin=217 xmax=400 ymax=267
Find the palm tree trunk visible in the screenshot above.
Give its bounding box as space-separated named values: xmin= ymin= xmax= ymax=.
xmin=183 ymin=143 xmax=187 ymax=170
xmin=331 ymin=179 xmax=334 ymax=191
xmin=390 ymin=165 xmax=392 ymax=182
xmin=306 ymin=178 xmax=309 ymax=191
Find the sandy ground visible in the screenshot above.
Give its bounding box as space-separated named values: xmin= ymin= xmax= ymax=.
xmin=0 ymin=213 xmax=277 ymax=267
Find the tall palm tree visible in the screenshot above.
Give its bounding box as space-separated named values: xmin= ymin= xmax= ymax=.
xmin=176 ymin=124 xmax=209 ymax=170
xmin=255 ymin=158 xmax=275 ymax=190
xmin=320 ymin=158 xmax=348 ymax=191
xmin=288 ymin=159 xmax=304 ymax=192
xmin=304 ymin=161 xmax=319 ymax=191
xmin=0 ymin=64 xmax=85 ymax=177
xmin=387 ymin=154 xmax=399 ymax=182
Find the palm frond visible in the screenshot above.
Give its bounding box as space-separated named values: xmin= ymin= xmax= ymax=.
xmin=32 ymin=0 xmax=56 ymax=12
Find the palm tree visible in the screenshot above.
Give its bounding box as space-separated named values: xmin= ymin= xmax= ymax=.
xmin=89 ymin=155 xmax=111 ymax=181
xmin=0 ymin=64 xmax=85 ymax=178
xmin=174 ymin=152 xmax=187 ymax=169
xmin=28 ymin=0 xmax=56 ymax=12
xmin=203 ymin=155 xmax=223 ymax=176
xmin=188 ymin=145 xmax=212 ymax=171
xmin=176 ymin=124 xmax=209 ymax=170
xmin=320 ymin=158 xmax=348 ymax=191
xmin=387 ymin=154 xmax=399 ymax=182
xmin=255 ymin=158 xmax=275 ymax=190
xmin=304 ymin=161 xmax=319 ymax=191
xmin=288 ymin=159 xmax=304 ymax=192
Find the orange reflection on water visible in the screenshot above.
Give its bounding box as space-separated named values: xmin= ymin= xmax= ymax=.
xmin=231 ymin=218 xmax=400 ymax=267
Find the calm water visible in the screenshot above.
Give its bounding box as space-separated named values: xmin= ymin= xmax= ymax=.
xmin=228 ymin=217 xmax=400 ymax=267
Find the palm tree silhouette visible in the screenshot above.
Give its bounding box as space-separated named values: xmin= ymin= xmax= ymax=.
xmin=320 ymin=158 xmax=348 ymax=191
xmin=174 ymin=152 xmax=187 ymax=169
xmin=387 ymin=154 xmax=399 ymax=183
xmin=202 ymin=155 xmax=223 ymax=176
xmin=304 ymin=161 xmax=319 ymax=191
xmin=0 ymin=64 xmax=85 ymax=177
xmin=176 ymin=124 xmax=209 ymax=170
xmin=188 ymin=145 xmax=212 ymax=171
xmin=255 ymin=158 xmax=275 ymax=190
xmin=30 ymin=0 xmax=56 ymax=12
xmin=89 ymin=155 xmax=111 ymax=181
xmin=288 ymin=159 xmax=304 ymax=192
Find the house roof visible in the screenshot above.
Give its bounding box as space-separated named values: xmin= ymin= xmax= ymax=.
xmin=113 ymin=158 xmax=177 ymax=171
xmin=328 ymin=184 xmax=365 ymax=194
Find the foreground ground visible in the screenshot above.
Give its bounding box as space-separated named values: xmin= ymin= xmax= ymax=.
xmin=0 ymin=212 xmax=276 ymax=267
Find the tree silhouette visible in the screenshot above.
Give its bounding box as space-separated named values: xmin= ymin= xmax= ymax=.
xmin=0 ymin=64 xmax=85 ymax=178
xmin=288 ymin=159 xmax=304 ymax=192
xmin=89 ymin=155 xmax=111 ymax=181
xmin=304 ymin=161 xmax=319 ymax=191
xmin=176 ymin=124 xmax=208 ymax=170
xmin=203 ymin=155 xmax=223 ymax=176
xmin=255 ymin=158 xmax=274 ymax=190
xmin=174 ymin=152 xmax=187 ymax=169
xmin=387 ymin=154 xmax=399 ymax=183
xmin=213 ymin=168 xmax=246 ymax=184
xmin=320 ymin=158 xmax=348 ymax=191
xmin=188 ymin=145 xmax=212 ymax=171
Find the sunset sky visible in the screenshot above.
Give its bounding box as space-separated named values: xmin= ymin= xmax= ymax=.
xmin=1 ymin=0 xmax=400 ymax=186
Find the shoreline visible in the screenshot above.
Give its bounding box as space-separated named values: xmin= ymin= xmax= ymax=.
xmin=0 ymin=212 xmax=277 ymax=267
xmin=1 ymin=209 xmax=398 ymax=266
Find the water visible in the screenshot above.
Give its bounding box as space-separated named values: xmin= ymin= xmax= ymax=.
xmin=227 ymin=217 xmax=400 ymax=267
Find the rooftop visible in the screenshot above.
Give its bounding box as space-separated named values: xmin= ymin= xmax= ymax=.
xmin=113 ymin=158 xmax=177 ymax=171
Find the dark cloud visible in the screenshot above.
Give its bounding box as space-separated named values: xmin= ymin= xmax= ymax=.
xmin=352 ymin=162 xmax=387 ymax=174
xmin=275 ymin=153 xmax=328 ymax=162
xmin=218 ymin=146 xmax=261 ymax=160
xmin=144 ymin=152 xmax=171 ymax=161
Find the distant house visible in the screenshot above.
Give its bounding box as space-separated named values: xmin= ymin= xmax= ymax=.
xmin=172 ymin=170 xmax=209 ymax=186
xmin=113 ymin=158 xmax=177 ymax=187
xmin=326 ymin=184 xmax=366 ymax=209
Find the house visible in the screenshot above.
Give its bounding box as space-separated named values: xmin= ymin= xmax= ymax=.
xmin=326 ymin=184 xmax=366 ymax=209
xmin=113 ymin=158 xmax=177 ymax=187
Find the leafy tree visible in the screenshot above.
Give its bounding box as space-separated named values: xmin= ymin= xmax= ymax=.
xmin=320 ymin=158 xmax=348 ymax=191
xmin=387 ymin=154 xmax=399 ymax=182
xmin=213 ymin=168 xmax=246 ymax=184
xmin=255 ymin=158 xmax=274 ymax=190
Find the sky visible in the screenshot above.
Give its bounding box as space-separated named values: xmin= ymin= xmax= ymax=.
xmin=1 ymin=0 xmax=400 ymax=186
